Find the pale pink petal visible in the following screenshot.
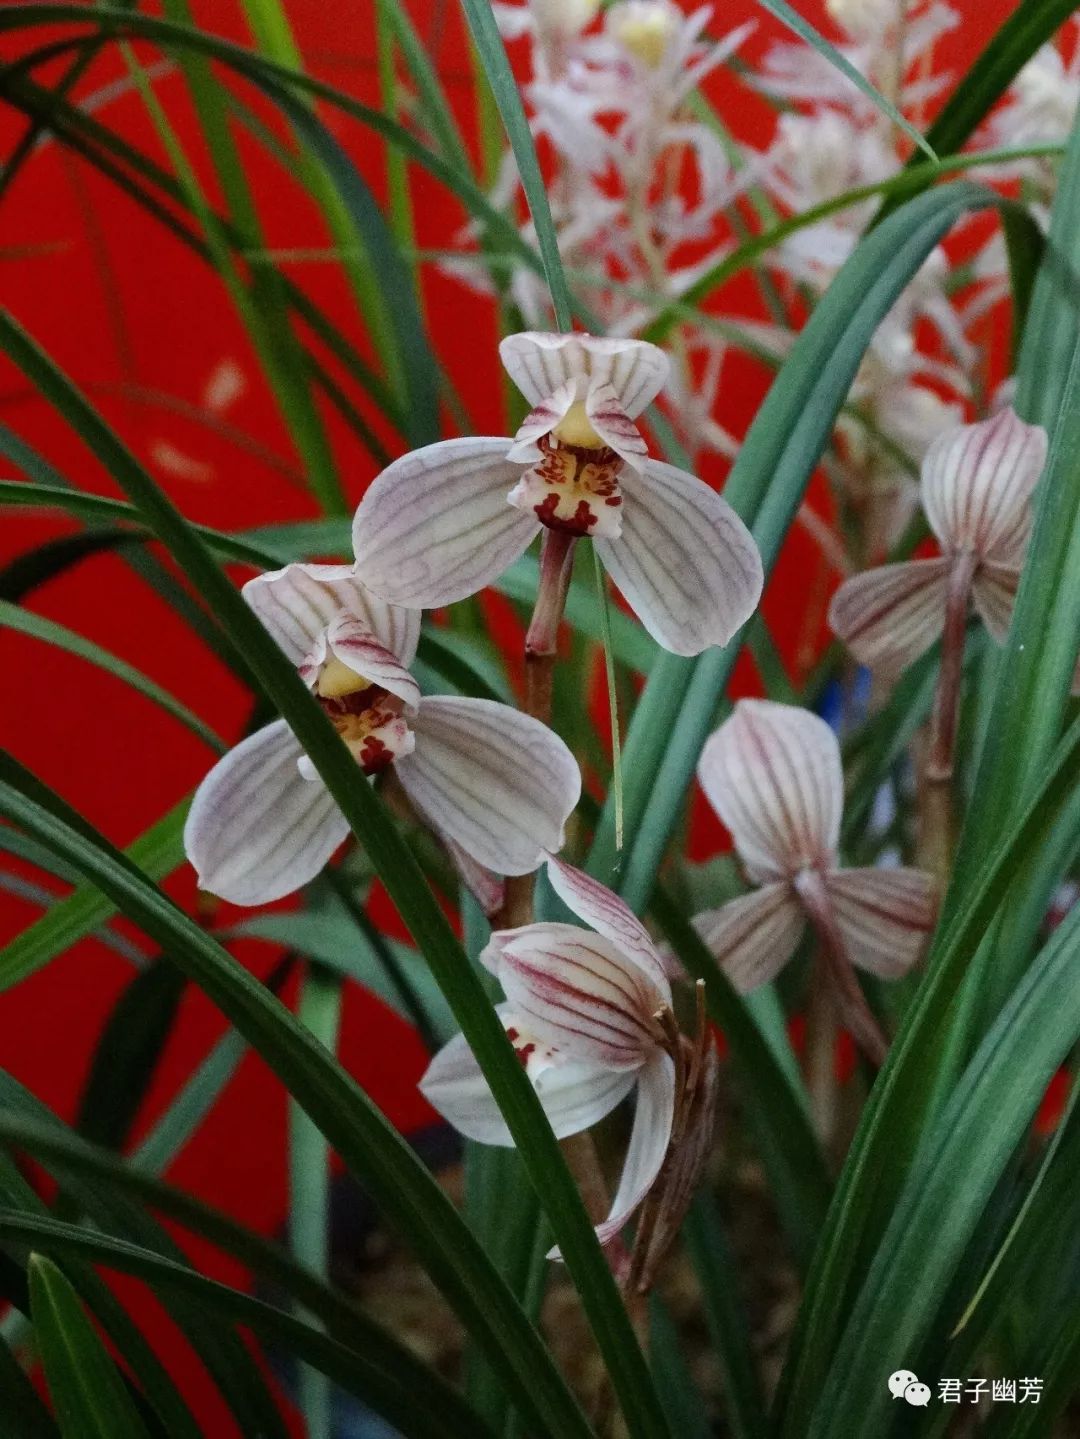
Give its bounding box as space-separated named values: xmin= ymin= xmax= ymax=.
xmin=828 ymin=558 xmax=950 ymax=669
xmin=444 ymin=836 xmax=505 ymax=918
xmin=499 ymin=332 xmax=669 ymax=418
xmin=420 ymin=1006 xmax=636 ymax=1145
xmin=971 ymin=562 xmax=1020 ymax=644
xmin=921 ymin=407 xmax=1046 ymax=564
xmin=493 ymin=924 xmax=667 ymax=1070
xmin=351 ymin=437 xmax=539 ymax=608
xmin=595 ymin=459 xmax=762 ymax=656
xmin=585 ymin=381 xmax=649 ymax=471
xmin=395 ymin=697 xmax=580 ymax=875
xmin=692 ymin=882 xmax=805 ymax=991
xmin=824 ymin=867 xmax=937 ymax=978
xmin=505 ymin=378 xmax=576 ymax=464
xmin=243 ymin=562 xmax=419 ymax=667
xmin=183 ymin=721 xmax=348 ymax=905
xmin=544 ymin=857 xmax=670 ymax=992
xmin=550 ymin=1050 xmax=676 ymax=1257
xmin=309 ymin=615 xmax=420 ymax=712
xmin=697 ymin=700 xmax=842 ymax=882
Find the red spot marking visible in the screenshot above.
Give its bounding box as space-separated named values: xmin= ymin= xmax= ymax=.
xmin=359 ymin=736 xmax=394 ymax=775
xmin=604 ymin=496 xmax=622 ymax=507
xmin=534 ymin=492 xmax=598 ymax=535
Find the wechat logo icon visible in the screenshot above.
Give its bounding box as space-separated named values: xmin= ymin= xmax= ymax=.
xmin=889 ymin=1370 xmax=932 ymax=1407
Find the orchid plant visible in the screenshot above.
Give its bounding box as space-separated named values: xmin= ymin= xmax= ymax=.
xmin=4 ymin=3 xmax=1080 ymax=1439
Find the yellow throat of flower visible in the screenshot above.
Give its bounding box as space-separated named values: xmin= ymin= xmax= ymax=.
xmin=553 ymin=400 xmax=606 ymax=450
xmin=315 ymin=656 xmax=372 ymax=699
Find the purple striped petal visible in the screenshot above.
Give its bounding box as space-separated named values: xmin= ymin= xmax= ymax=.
xmin=243 ymin=562 xmax=419 ymax=667
xmin=595 ymin=458 xmax=762 ymax=656
xmin=351 ymin=437 xmax=539 ymax=608
xmin=585 ymin=381 xmax=649 ymax=471
xmin=921 ymin=408 xmax=1046 ymax=564
xmin=828 ymin=558 xmax=950 ymax=670
xmin=550 ymin=1050 xmax=676 ymax=1257
xmin=698 ymin=700 xmax=842 ymax=882
xmin=315 ymin=615 xmax=421 ymax=712
xmin=505 ymin=378 xmax=576 ymax=464
xmin=544 ymin=857 xmax=670 ymax=993
xmin=420 ymin=1004 xmax=636 ymax=1145
xmin=494 ymin=924 xmax=668 ymax=1069
xmin=183 ymin=721 xmax=348 ymax=905
xmin=395 ymin=696 xmax=580 ymax=876
xmin=692 ymin=882 xmax=805 ymax=991
xmin=824 ymin=866 xmax=937 ymax=978
xmin=971 ymin=562 xmax=1020 ymax=644
xmin=499 ymin=332 xmax=669 ymax=417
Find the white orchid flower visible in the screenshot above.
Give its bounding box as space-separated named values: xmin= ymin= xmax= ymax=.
xmin=829 ymin=407 xmax=1048 ymax=673
xmin=421 ymin=857 xmax=680 ymax=1250
xmin=184 ymin=564 xmax=581 ymax=906
xmin=695 ymin=701 xmax=936 ymax=1058
xmin=352 ymin=332 xmax=763 ymax=657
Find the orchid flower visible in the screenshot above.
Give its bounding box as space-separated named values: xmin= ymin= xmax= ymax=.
xmin=830 ymin=408 xmax=1048 ymax=670
xmin=352 ymin=332 xmax=763 ymax=657
xmin=422 ymin=857 xmax=709 ymax=1254
xmin=184 ymin=564 xmax=581 ymax=906
xmin=695 ymin=700 xmax=937 ymax=1062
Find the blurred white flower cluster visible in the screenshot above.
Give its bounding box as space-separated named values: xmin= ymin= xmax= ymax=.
xmin=449 ymin=0 xmax=1079 ymax=545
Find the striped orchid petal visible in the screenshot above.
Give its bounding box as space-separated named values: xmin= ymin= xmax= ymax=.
xmin=183 ymin=720 xmax=348 ymax=905
xmin=395 ymin=696 xmax=581 ymax=876
xmin=595 ymin=458 xmax=762 ymax=656
xmin=493 ymin=923 xmax=668 ymax=1069
xmin=545 ymin=857 xmax=669 ymax=989
xmin=442 ymin=836 xmax=505 ymax=918
xmin=585 ymin=380 xmax=650 ymax=471
xmin=243 ymin=562 xmax=419 ymax=667
xmin=692 ymin=882 xmax=806 ymax=991
xmin=921 ymin=407 xmax=1046 ymax=563
xmin=298 ymin=615 xmax=421 ymax=712
xmin=824 ymin=867 xmax=937 ymax=978
xmin=420 ymin=1005 xmax=636 ymax=1145
xmin=589 ymin=1050 xmax=677 ymax=1250
xmin=505 ymin=378 xmax=577 ymax=464
xmin=971 ymin=562 xmax=1020 ymax=644
xmin=499 ymin=332 xmax=670 ymax=418
xmin=698 ymin=700 xmax=842 ymax=882
xmin=351 ymin=437 xmax=540 ymax=608
xmin=828 ymin=558 xmax=950 ymax=669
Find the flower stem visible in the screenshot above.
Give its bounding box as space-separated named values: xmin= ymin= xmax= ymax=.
xmin=796 ymin=869 xmax=888 ymax=1069
xmin=498 ymin=529 xmax=577 ymax=929
xmin=922 ymin=552 xmax=976 ymax=882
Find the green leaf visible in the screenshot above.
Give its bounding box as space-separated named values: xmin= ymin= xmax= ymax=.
xmin=0 ymin=600 xmax=225 ymax=754
xmin=752 ymin=0 xmax=936 ymax=160
xmin=13 ymin=1220 xmax=491 ymax=1439
xmin=28 ymin=1255 xmax=150 ymax=1439
xmin=0 ymin=311 xmax=669 ymax=1438
xmin=0 ymin=1103 xmax=485 ymax=1428
xmin=0 ymin=1331 xmax=58 ymax=1439
xmin=807 ymin=902 xmax=1080 ymax=1435
xmin=458 ymin=0 xmax=573 ymax=330
xmin=0 ymin=798 xmax=188 ymax=992
xmin=774 ymin=712 xmax=1080 ymax=1433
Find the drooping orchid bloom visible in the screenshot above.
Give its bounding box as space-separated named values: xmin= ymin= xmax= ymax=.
xmin=184 ymin=564 xmax=581 ymax=906
xmin=422 ymin=857 xmax=709 ymax=1253
xmin=828 ymin=407 xmax=1048 ymax=780
xmin=351 ymin=333 xmax=763 ymax=658
xmin=695 ymin=700 xmax=937 ymax=1062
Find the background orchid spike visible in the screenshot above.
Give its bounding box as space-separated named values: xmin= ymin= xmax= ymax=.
xmin=694 ymin=700 xmax=937 ymax=1008
xmin=184 ymin=563 xmax=581 ymax=905
xmin=421 ymin=857 xmax=690 ymax=1252
xmin=352 ymin=331 xmax=763 ymax=656
xmin=828 ymin=406 xmax=1049 ymax=671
